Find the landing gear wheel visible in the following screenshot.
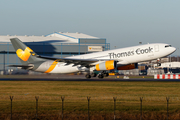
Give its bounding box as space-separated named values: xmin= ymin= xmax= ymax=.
xmin=98 ymin=74 xmax=104 ymax=79
xmin=91 ymin=73 xmax=97 ymax=77
xmin=103 ymin=73 xmax=109 ymax=77
xmin=85 ymin=74 xmax=91 ymax=79
xmin=157 ymin=63 xmax=161 ymax=66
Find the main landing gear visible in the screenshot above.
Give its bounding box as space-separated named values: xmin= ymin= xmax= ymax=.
xmin=85 ymin=74 xmax=91 ymax=79
xmin=85 ymin=71 xmax=109 ymax=79
xmin=97 ymin=71 xmax=109 ymax=78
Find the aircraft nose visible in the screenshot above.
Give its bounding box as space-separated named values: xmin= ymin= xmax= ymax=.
xmin=172 ymin=47 xmax=176 ymax=52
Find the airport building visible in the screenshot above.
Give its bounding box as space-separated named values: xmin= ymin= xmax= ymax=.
xmin=0 ymin=32 xmax=110 ymax=73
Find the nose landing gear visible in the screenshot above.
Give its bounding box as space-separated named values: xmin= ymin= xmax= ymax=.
xmin=157 ymin=58 xmax=161 ymax=66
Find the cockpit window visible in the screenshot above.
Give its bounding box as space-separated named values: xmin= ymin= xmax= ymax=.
xmin=165 ymin=45 xmax=172 ymax=48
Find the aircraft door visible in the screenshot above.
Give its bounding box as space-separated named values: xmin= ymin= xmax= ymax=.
xmin=154 ymin=45 xmax=159 ymax=52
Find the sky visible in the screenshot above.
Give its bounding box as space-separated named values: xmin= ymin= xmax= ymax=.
xmin=0 ymin=0 xmax=180 ymax=55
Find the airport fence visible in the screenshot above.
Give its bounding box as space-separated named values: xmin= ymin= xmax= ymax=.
xmin=0 ymin=96 xmax=178 ymax=120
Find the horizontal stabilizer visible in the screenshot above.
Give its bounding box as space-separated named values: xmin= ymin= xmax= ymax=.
xmin=8 ymin=64 xmax=34 ymax=69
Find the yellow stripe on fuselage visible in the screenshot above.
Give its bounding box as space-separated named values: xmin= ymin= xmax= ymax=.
xmin=44 ymin=60 xmax=58 ymax=73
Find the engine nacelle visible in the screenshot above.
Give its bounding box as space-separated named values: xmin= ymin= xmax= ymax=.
xmin=95 ymin=60 xmax=116 ymax=71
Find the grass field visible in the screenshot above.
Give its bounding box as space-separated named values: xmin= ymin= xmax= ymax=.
xmin=1 ymin=80 xmax=180 ymax=119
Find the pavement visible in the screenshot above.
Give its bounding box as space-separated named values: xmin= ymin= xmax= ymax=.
xmin=0 ymin=74 xmax=180 ymax=81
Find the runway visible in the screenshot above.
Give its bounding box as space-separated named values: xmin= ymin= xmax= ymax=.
xmin=0 ymin=75 xmax=180 ymax=81
xmin=1 ymin=78 xmax=180 ymax=81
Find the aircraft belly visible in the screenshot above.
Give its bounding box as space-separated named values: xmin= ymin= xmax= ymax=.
xmin=35 ymin=61 xmax=79 ymax=73
xmin=49 ymin=65 xmax=79 ymax=73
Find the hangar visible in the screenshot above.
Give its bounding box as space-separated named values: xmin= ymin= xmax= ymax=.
xmin=0 ymin=32 xmax=110 ymax=73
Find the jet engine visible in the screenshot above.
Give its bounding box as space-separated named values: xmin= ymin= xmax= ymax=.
xmin=95 ymin=60 xmax=116 ymax=71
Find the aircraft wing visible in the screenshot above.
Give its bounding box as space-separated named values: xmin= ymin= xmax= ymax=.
xmin=36 ymin=55 xmax=120 ymax=67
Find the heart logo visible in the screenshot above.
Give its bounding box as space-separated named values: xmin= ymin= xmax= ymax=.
xmin=16 ymin=47 xmax=33 ymax=61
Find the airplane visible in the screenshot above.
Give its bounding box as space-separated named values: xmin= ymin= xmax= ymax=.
xmin=9 ymin=38 xmax=176 ymax=78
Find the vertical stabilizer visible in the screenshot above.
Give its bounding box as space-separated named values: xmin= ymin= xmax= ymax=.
xmin=10 ymin=38 xmax=41 ymax=65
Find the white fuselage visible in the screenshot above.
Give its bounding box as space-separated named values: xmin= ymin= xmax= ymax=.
xmin=34 ymin=43 xmax=176 ymax=73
